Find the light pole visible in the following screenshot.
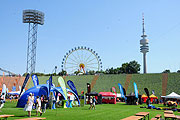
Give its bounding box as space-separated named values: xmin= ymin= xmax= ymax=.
xmin=23 ymin=10 xmax=44 ymax=74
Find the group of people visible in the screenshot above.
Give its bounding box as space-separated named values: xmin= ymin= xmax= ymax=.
xmin=25 ymin=93 xmax=48 ymax=117
xmin=0 ymin=93 xmax=5 ymax=104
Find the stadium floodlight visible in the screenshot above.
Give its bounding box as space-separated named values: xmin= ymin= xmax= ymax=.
xmin=23 ymin=9 xmax=44 ymax=74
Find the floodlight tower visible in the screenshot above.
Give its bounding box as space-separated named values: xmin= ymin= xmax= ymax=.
xmin=140 ymin=14 xmax=149 ymax=74
xmin=23 ymin=10 xmax=44 ymax=74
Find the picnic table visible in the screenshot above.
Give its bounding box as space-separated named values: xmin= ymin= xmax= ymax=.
xmin=121 ymin=116 xmax=144 ymax=120
xmin=164 ymin=110 xmax=173 ymax=114
xmin=0 ymin=115 xmax=14 ymax=119
xmin=15 ymin=117 xmax=46 ymax=120
xmin=164 ymin=113 xmax=176 ymax=120
xmin=135 ymin=112 xmax=150 ymax=120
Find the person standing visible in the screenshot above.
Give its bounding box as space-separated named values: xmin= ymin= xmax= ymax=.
xmin=36 ymin=96 xmax=42 ymax=116
xmin=42 ymin=95 xmax=48 ymax=113
xmin=26 ymin=93 xmax=34 ymax=117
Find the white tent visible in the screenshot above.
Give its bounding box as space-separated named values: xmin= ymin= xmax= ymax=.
xmin=165 ymin=92 xmax=180 ymax=99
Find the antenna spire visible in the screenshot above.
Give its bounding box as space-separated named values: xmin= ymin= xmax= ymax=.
xmin=142 ymin=13 xmax=145 ymax=36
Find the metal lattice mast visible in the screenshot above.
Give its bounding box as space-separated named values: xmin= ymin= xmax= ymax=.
xmin=23 ymin=10 xmax=44 ymax=74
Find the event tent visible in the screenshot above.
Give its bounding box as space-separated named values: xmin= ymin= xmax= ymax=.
xmin=141 ymin=94 xmax=148 ymax=103
xmin=149 ymin=94 xmax=158 ymax=103
xmin=165 ymin=92 xmax=180 ymax=99
xmin=17 ymin=84 xmax=49 ymax=108
xmin=17 ymin=85 xmax=80 ymax=108
xmin=99 ymin=92 xmax=117 ymax=104
xmin=8 ymin=91 xmax=20 ymax=95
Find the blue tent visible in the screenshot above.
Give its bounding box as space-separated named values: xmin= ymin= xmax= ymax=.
xmin=17 ymin=85 xmax=80 ymax=108
xmin=17 ymin=84 xmax=49 ymax=108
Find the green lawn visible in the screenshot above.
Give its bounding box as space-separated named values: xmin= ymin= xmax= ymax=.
xmin=1 ymin=101 xmax=180 ymax=120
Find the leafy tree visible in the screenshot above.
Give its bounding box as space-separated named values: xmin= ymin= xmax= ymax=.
xmin=177 ymin=70 xmax=180 ymax=73
xmin=162 ymin=69 xmax=170 ymax=73
xmin=88 ymin=70 xmax=95 ymax=75
xmin=126 ymin=60 xmax=141 ymax=74
xmin=58 ymin=70 xmax=67 ymax=76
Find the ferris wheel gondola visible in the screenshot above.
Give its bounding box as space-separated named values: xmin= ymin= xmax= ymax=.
xmin=61 ymin=46 xmax=102 ymax=74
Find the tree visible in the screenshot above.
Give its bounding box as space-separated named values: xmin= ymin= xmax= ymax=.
xmin=177 ymin=70 xmax=180 ymax=73
xmin=58 ymin=70 xmax=67 ymax=76
xmin=88 ymin=70 xmax=95 ymax=75
xmin=162 ymin=69 xmax=170 ymax=73
xmin=126 ymin=60 xmax=141 ymax=74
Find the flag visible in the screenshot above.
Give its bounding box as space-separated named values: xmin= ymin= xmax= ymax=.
xmin=31 ymin=74 xmax=39 ymax=87
xmin=19 ymin=73 xmax=30 ymax=96
xmin=134 ymin=82 xmax=138 ymax=98
xmin=48 ymin=76 xmax=52 ymax=94
xmin=144 ymin=88 xmax=150 ymax=98
xmin=118 ymin=83 xmax=125 ymax=99
xmin=58 ymin=77 xmax=67 ymax=100
xmin=112 ymin=87 xmax=117 ymax=94
xmin=152 ymin=90 xmax=155 ymax=95
xmin=67 ymin=80 xmax=78 ymax=96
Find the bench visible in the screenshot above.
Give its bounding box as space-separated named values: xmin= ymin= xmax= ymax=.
xmin=121 ymin=116 xmax=143 ymax=120
xmin=155 ymin=114 xmax=162 ymax=119
xmin=15 ymin=117 xmax=46 ymax=120
xmin=0 ymin=115 xmax=14 ymax=119
xmin=151 ymin=118 xmax=157 ymax=120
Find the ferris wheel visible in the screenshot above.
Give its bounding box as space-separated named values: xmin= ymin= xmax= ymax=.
xmin=61 ymin=46 xmax=102 ymax=74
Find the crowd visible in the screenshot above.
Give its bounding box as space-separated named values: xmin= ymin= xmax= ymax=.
xmin=24 ymin=93 xmax=49 ymax=117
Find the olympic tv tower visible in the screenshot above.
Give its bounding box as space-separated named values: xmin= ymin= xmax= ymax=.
xmin=140 ymin=14 xmax=149 ymax=74
xmin=23 ymin=10 xmax=44 ymax=74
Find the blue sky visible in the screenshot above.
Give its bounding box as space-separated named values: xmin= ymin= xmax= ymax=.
xmin=1 ymin=0 xmax=180 ymax=75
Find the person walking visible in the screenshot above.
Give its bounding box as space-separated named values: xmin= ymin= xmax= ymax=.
xmin=92 ymin=97 xmax=96 ymax=110
xmin=26 ymin=93 xmax=34 ymax=117
xmin=36 ymin=96 xmax=42 ymax=116
xmin=89 ymin=96 xmax=93 ymax=110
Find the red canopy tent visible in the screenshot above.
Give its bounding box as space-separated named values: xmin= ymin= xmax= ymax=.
xmin=141 ymin=94 xmax=148 ymax=103
xmin=150 ymin=94 xmax=158 ymax=103
xmin=99 ymin=92 xmax=117 ymax=104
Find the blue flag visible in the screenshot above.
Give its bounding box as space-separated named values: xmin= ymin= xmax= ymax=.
xmin=49 ymin=76 xmax=52 ymax=94
xmin=134 ymin=82 xmax=138 ymax=98
xmin=67 ymin=80 xmax=78 ymax=96
xmin=32 ymin=74 xmax=39 ymax=87
xmin=19 ymin=73 xmax=30 ymax=96
xmin=118 ymin=83 xmax=125 ymax=99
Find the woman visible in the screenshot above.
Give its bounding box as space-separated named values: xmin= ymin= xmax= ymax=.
xmin=26 ymin=93 xmax=34 ymax=117
xmin=36 ymin=96 xmax=42 ymax=116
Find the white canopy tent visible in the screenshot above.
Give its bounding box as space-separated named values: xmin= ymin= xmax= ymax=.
xmin=165 ymin=92 xmax=180 ymax=99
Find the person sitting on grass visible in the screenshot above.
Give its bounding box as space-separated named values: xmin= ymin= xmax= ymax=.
xmin=36 ymin=96 xmax=43 ymax=116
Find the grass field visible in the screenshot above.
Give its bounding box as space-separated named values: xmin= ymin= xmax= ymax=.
xmin=1 ymin=101 xmax=180 ymax=120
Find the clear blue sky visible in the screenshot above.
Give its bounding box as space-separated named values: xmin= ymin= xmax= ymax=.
xmin=1 ymin=0 xmax=180 ymax=75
